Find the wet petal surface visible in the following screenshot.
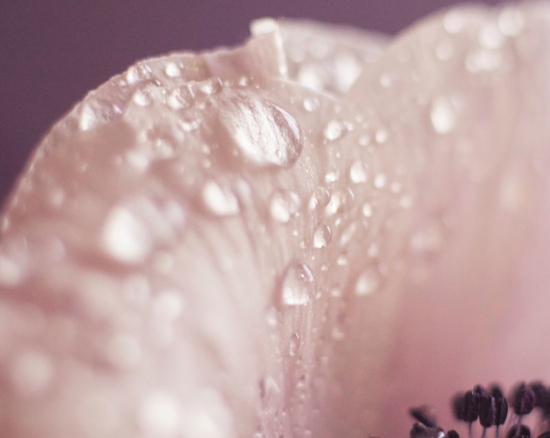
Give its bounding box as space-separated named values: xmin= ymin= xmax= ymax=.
xmin=1 ymin=4 xmax=550 ymax=438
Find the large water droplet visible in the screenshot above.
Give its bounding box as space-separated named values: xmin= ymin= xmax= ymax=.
xmin=355 ymin=266 xmax=382 ymax=297
xmin=269 ymin=190 xmax=301 ymax=223
xmin=202 ymin=180 xmax=240 ymax=216
xmin=313 ymin=223 xmax=332 ymax=248
xmin=280 ymin=262 xmax=315 ymax=306
xmin=217 ymin=92 xmax=303 ymax=168
xmin=430 ymin=96 xmax=457 ymax=134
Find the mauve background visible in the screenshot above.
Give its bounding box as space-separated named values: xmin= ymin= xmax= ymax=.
xmin=0 ymin=0 xmax=501 ymax=207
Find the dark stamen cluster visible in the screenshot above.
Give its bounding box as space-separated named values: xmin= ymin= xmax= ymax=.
xmin=408 ymin=381 xmax=550 ymax=438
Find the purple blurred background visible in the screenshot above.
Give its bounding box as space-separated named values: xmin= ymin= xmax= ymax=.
xmin=0 ymin=0 xmax=501 ymax=206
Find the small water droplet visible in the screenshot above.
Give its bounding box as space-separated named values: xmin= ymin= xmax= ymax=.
xmin=132 ymin=88 xmax=154 ymax=107
xmin=106 ymin=333 xmax=142 ymax=370
xmin=269 ymin=190 xmax=301 ymax=223
xmin=313 ymin=223 xmax=332 ymax=249
xmin=337 ymin=254 xmax=348 ymax=266
xmin=361 ymin=202 xmax=374 ymax=218
xmin=217 ymin=92 xmax=303 ymax=168
xmin=289 ymin=333 xmax=300 ymax=356
xmin=126 ymin=64 xmax=152 ymax=84
xmin=436 ymin=41 xmax=454 ymax=60
xmin=101 ymin=207 xmax=152 ymax=264
xmin=9 ymin=349 xmax=54 ymax=397
xmin=325 ymin=189 xmax=354 ymax=216
xmin=375 ymin=127 xmax=389 ymax=144
xmin=466 ymin=49 xmax=502 ymax=73
xmin=308 ymin=187 xmax=330 ymax=211
xmin=478 ymin=23 xmax=505 ymax=50
xmin=298 ymin=62 xmax=326 ymax=90
xmin=164 ymin=62 xmax=182 ymax=78
xmin=498 ymin=7 xmax=524 ymax=36
xmin=78 ymin=99 xmax=121 ymax=131
xmin=324 ymin=171 xmax=340 ymax=184
xmin=355 ymin=266 xmax=382 ymax=297
xmin=280 ymin=262 xmax=315 ymax=306
xmin=167 ymin=86 xmax=194 ymax=110
xmin=0 ymin=254 xmax=23 ymax=286
xmin=302 ymin=97 xmax=320 ymax=112
xmin=202 ymin=180 xmax=240 ymax=217
xmin=358 ymin=134 xmax=371 ymax=147
xmin=443 ymin=10 xmax=467 ymax=34
xmin=266 ymin=307 xmax=278 ymax=327
xmin=331 ymin=323 xmax=345 ymax=341
xmin=373 ymin=173 xmax=387 ymax=189
xmin=430 ymin=96 xmax=457 ymax=134
xmin=195 ymin=77 xmax=223 ymax=96
xmin=349 ymin=160 xmax=368 ymax=183
xmin=323 ymin=119 xmax=349 ymax=142
xmin=339 ymin=221 xmax=359 ymax=247
xmin=409 ymin=220 xmax=445 ymax=255
xmin=138 ymin=393 xmax=181 ymax=436
xmin=152 ymin=290 xmax=184 ymax=321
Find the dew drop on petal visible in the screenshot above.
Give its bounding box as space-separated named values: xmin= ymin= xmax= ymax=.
xmin=217 ymin=93 xmax=303 ymax=168
xmin=339 ymin=221 xmax=359 ymax=247
xmin=105 ymin=333 xmax=142 ymax=370
xmin=308 ymin=187 xmax=330 ymax=211
xmin=138 ymin=393 xmax=181 ymax=436
xmin=201 ymin=180 xmax=240 ymax=217
xmin=478 ymin=23 xmax=506 ymax=50
xmin=126 ymin=64 xmax=152 ymax=84
xmin=164 ymin=62 xmax=182 ymax=78
xmin=167 ymin=86 xmax=194 ymax=110
xmin=373 ymin=173 xmax=387 ymax=189
xmin=324 ymin=171 xmax=340 ymax=184
xmin=101 ymin=207 xmax=152 ymax=264
xmin=0 ymin=255 xmax=24 ymax=286
xmin=409 ymin=220 xmax=445 ymax=255
xmin=323 ymin=119 xmax=349 ymax=142
xmin=313 ymin=223 xmax=332 ymax=249
xmin=498 ymin=7 xmax=525 ymax=36
xmin=302 ymin=96 xmax=320 ymax=112
xmin=430 ymin=96 xmax=457 ymax=134
xmin=152 ymin=290 xmax=184 ymax=321
xmin=289 ymin=332 xmax=300 ymax=356
xmin=325 ymin=188 xmax=354 ymax=216
xmin=361 ymin=202 xmax=374 ymax=218
xmin=280 ymin=262 xmax=315 ymax=306
xmin=374 ymin=127 xmax=389 ymax=144
xmin=355 ymin=266 xmax=382 ymax=297
xmin=269 ymin=190 xmax=301 ymax=223
xmin=349 ymin=159 xmax=368 ymax=183
xmin=9 ymin=349 xmax=54 ymax=397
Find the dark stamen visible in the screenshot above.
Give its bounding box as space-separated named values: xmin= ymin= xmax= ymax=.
xmin=506 ymin=424 xmax=531 ymax=438
xmin=410 ymin=406 xmax=438 ymax=428
xmin=409 ymin=422 xmax=446 ymax=438
xmin=512 ymin=383 xmax=537 ymax=416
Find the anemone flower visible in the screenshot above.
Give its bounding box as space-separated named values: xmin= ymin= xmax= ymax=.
xmin=1 ymin=3 xmax=550 ymax=438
